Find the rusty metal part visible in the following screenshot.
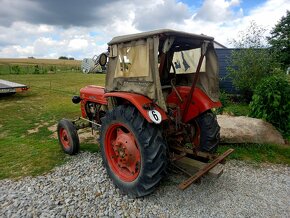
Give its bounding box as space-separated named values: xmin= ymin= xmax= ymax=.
xmin=182 ymin=41 xmax=209 ymax=121
xmin=170 ymin=144 xmax=217 ymax=160
xmin=171 ymin=79 xmax=183 ymax=103
xmin=70 ymin=117 xmax=90 ymax=130
xmin=178 ymin=148 xmax=234 ymax=190
xmin=79 ymin=117 xmax=102 ymax=127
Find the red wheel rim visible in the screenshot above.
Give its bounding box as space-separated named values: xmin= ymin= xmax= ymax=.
xmin=60 ymin=128 xmax=70 ymax=149
xmin=105 ymin=123 xmax=141 ymax=182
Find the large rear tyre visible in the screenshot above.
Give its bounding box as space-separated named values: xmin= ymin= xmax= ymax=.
xmin=57 ymin=119 xmax=80 ymax=155
xmin=196 ymin=110 xmax=220 ymax=153
xmin=100 ymin=105 xmax=168 ymax=197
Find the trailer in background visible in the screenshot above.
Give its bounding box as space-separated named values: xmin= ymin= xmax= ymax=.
xmin=0 ymin=79 xmax=29 ymax=95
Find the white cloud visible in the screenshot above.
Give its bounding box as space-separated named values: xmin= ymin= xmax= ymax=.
xmin=68 ymin=39 xmax=88 ymax=51
xmin=1 ymin=45 xmax=34 ymax=57
xmin=133 ymin=0 xmax=191 ymax=30
xmin=0 ymin=0 xmax=289 ymax=58
xmin=195 ymin=0 xmax=242 ymax=22
xmin=179 ymin=0 xmax=290 ymax=47
xmin=37 ymin=25 xmax=54 ymax=33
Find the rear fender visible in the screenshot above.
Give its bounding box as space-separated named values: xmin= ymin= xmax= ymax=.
xmin=104 ymin=92 xmax=168 ymax=124
xmin=166 ymin=86 xmax=221 ymax=123
xmin=184 ymin=88 xmax=221 ymax=122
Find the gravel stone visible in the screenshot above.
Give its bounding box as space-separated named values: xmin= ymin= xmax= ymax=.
xmin=0 ymin=152 xmax=289 ymax=217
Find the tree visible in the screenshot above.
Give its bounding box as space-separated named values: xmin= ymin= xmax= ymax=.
xmin=267 ymin=10 xmax=290 ymax=69
xmin=227 ymin=21 xmax=274 ymax=100
xmin=58 ymin=56 xmax=68 ymax=60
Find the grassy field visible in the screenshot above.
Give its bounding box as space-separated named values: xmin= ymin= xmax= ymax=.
xmin=0 ymin=71 xmax=289 ymax=180
xmin=0 ymin=58 xmax=81 ymax=75
xmin=0 ymin=58 xmax=81 ymax=66
xmin=0 ymin=72 xmax=105 ymax=179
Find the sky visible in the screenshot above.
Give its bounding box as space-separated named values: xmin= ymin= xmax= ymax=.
xmin=0 ymin=0 xmax=289 ymax=59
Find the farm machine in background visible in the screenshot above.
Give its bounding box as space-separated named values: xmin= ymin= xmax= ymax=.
xmin=81 ymin=53 xmax=108 ymax=74
xmin=58 ymin=29 xmax=234 ymax=197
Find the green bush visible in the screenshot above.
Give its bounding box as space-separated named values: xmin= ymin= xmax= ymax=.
xmin=249 ymin=75 xmax=290 ymax=136
xmin=215 ymin=91 xmax=229 ymax=114
xmin=227 ymin=48 xmax=275 ymax=102
xmin=11 ymin=65 xmax=21 ymax=74
xmin=33 ymin=65 xmax=40 ymax=74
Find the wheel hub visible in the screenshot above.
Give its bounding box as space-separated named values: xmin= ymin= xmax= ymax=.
xmin=60 ymin=128 xmax=70 ymax=149
xmin=105 ymin=124 xmax=141 ymax=182
xmin=112 ymin=128 xmax=140 ymax=174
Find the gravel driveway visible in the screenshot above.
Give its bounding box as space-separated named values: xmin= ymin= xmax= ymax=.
xmin=1 ymin=152 xmax=289 ymax=217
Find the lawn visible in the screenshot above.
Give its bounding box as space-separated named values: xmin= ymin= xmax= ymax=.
xmin=0 ymin=58 xmax=81 ymax=75
xmin=0 ymin=72 xmax=289 ymax=180
xmin=0 ymin=72 xmax=105 ymax=179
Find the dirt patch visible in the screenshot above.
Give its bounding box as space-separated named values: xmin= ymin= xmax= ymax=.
xmin=0 ymin=130 xmax=8 ymax=138
xmin=1 ymin=103 xmax=14 ymax=109
xmin=27 ymin=122 xmax=49 ymax=134
xmin=48 ymin=124 xmax=57 ymax=138
xmin=48 ymin=124 xmax=99 ymax=144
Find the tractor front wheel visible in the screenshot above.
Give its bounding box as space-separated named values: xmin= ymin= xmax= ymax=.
xmin=57 ymin=119 xmax=80 ymax=155
xmin=100 ymin=105 xmax=167 ymax=197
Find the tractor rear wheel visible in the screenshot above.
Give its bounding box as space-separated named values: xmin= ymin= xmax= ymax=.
xmin=196 ymin=110 xmax=220 ymax=153
xmin=57 ymin=119 xmax=80 ymax=155
xmin=100 ymin=105 xmax=168 ymax=197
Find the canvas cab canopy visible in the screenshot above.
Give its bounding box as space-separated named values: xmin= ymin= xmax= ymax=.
xmin=105 ymin=29 xmax=220 ymax=111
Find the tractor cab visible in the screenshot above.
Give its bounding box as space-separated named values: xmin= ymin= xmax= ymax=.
xmin=105 ymin=29 xmax=220 ymax=118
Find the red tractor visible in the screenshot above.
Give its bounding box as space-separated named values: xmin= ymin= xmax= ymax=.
xmin=57 ymin=29 xmax=233 ymax=197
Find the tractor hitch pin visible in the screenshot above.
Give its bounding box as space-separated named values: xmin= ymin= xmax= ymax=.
xmin=79 ymin=117 xmax=102 ymax=127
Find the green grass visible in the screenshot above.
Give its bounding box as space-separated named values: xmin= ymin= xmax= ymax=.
xmin=214 ymin=92 xmax=250 ymax=116
xmin=0 ymin=72 xmax=105 ymax=179
xmin=0 ymin=64 xmax=80 ymax=75
xmin=218 ymin=143 xmax=290 ymax=165
xmin=217 ymin=101 xmax=289 ymax=164
xmin=223 ymin=102 xmax=250 ymax=116
xmin=0 ymin=58 xmax=81 ymax=75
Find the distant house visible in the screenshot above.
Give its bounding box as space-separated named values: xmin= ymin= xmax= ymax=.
xmin=215 ymin=48 xmax=239 ymax=94
xmin=212 ymin=41 xmax=239 ymax=94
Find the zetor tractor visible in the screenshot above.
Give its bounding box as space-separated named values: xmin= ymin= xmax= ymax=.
xmin=57 ymin=29 xmax=233 ymax=197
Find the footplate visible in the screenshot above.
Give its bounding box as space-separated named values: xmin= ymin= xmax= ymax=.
xmin=178 ymin=149 xmax=234 ymax=190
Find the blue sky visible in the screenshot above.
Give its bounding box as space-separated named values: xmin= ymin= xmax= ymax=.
xmin=240 ymin=0 xmax=266 ymax=12
xmin=0 ymin=0 xmax=289 ymax=59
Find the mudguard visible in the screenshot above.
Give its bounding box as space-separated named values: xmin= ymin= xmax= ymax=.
xmin=166 ymin=86 xmax=221 ymax=123
xmin=104 ymin=92 xmax=168 ymax=124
